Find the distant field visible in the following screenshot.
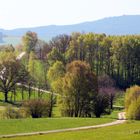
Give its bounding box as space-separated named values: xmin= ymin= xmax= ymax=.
xmin=2 ymin=121 xmax=140 ymax=140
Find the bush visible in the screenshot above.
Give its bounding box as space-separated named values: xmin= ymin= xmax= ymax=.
xmin=127 ymin=97 xmax=140 ymax=120
xmin=3 ymin=106 xmax=28 ymax=119
xmin=125 ymin=85 xmax=140 ymax=120
xmin=23 ymin=99 xmax=54 ymax=118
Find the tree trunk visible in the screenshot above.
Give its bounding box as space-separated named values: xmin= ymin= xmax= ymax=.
xmin=4 ymin=91 xmax=8 ymax=102
xmin=110 ymin=95 xmax=114 ymax=110
xmin=21 ymin=86 xmax=24 ymax=100
xmin=48 ymin=93 xmax=54 ymax=117
xmin=28 ymin=84 xmax=31 ymax=100
xmin=110 ymin=99 xmax=113 ymax=110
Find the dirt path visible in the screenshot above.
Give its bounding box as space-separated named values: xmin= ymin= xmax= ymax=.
xmin=0 ymin=112 xmax=126 ymax=139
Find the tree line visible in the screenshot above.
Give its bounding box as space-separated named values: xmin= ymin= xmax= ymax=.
xmin=0 ymin=31 xmax=140 ymax=118
xmin=44 ymin=33 xmax=140 ymax=89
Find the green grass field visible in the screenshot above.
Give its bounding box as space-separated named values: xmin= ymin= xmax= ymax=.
xmin=0 ymin=117 xmax=114 ymax=135
xmin=1 ymin=121 xmax=140 ymax=140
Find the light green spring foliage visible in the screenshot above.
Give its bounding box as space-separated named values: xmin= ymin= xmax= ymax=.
xmin=47 ymin=61 xmax=65 ymax=91
xmin=47 ymin=48 xmax=64 ymax=66
xmin=125 ymin=85 xmax=140 ymax=120
xmin=28 ymin=52 xmax=47 ymax=85
xmin=28 ymin=52 xmax=36 ymax=78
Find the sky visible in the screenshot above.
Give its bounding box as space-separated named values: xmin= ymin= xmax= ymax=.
xmin=0 ymin=0 xmax=140 ymax=29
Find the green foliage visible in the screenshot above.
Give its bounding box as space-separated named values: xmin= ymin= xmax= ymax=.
xmin=28 ymin=52 xmax=47 ymax=87
xmin=58 ymin=60 xmax=98 ymax=117
xmin=47 ymin=48 xmax=64 ymax=65
xmin=65 ymin=33 xmax=140 ymax=89
xmin=127 ymin=96 xmax=140 ymax=120
xmin=22 ymin=31 xmax=38 ymax=53
xmin=125 ymin=85 xmax=140 ymax=120
xmin=47 ymin=61 xmax=65 ymax=91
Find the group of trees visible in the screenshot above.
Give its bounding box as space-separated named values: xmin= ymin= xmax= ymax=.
xmin=47 ymin=60 xmax=117 ymax=117
xmin=1 ymin=31 xmax=140 ymax=119
xmin=46 ymin=33 xmax=140 ymax=89
xmin=21 ymin=32 xmax=140 ymax=90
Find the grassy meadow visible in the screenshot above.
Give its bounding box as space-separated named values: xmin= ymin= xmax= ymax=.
xmin=1 ymin=121 xmax=139 ymax=140
xmin=0 ymin=117 xmax=114 ymax=135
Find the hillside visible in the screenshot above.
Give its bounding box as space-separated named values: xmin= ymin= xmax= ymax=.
xmin=1 ymin=15 xmax=140 ymax=41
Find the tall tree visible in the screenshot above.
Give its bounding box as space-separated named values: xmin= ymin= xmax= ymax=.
xmin=22 ymin=31 xmax=38 ymax=54
xmin=58 ymin=60 xmax=98 ymax=117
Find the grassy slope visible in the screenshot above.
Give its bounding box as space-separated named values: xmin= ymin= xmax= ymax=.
xmin=0 ymin=117 xmax=114 ymax=135
xmin=2 ymin=121 xmax=140 ymax=140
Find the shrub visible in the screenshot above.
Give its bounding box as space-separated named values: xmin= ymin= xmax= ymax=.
xmin=23 ymin=99 xmax=54 ymax=118
xmin=127 ymin=97 xmax=140 ymax=120
xmin=125 ymin=85 xmax=140 ymax=120
xmin=3 ymin=106 xmax=28 ymax=119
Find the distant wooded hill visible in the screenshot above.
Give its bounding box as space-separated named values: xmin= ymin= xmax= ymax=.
xmin=0 ymin=15 xmax=140 ymax=40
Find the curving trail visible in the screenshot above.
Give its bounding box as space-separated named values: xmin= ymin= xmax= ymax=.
xmin=0 ymin=112 xmax=126 ymax=139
